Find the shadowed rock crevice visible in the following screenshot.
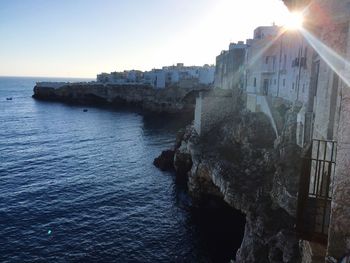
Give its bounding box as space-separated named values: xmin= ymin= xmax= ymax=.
xmin=190 ymin=194 xmax=246 ymax=263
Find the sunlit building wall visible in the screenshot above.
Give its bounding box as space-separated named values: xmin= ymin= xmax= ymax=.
xmin=245 ymin=25 xmax=314 ymax=146
xmin=245 ymin=25 xmax=312 ymax=104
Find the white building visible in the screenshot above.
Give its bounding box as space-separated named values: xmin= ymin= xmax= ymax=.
xmin=253 ymin=25 xmax=281 ymax=40
xmin=96 ymin=63 xmax=214 ymax=88
xmin=245 ymin=25 xmax=313 ymax=146
xmin=246 ymin=26 xmax=312 ymax=104
xmin=162 ymin=63 xmax=215 ymax=86
xmin=153 ymin=70 xmax=166 ymax=89
xmin=143 ymin=69 xmax=166 ymax=89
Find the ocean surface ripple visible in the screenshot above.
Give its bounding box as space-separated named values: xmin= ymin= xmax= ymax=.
xmin=0 ymin=77 xmax=244 ymax=263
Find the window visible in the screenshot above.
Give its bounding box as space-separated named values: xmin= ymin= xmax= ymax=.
xmin=274 ymin=79 xmax=277 ymax=85
xmin=265 ymin=56 xmax=269 ymax=64
xmin=254 ymin=78 xmax=257 ymax=87
xmin=292 ymin=83 xmax=295 ymax=90
xmin=283 ymin=79 xmax=286 ymax=87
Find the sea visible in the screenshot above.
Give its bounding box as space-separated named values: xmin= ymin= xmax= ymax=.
xmin=0 ymin=77 xmax=245 ymax=263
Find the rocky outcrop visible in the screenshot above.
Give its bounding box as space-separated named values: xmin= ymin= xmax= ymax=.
xmin=153 ymin=150 xmax=175 ymax=171
xmin=173 ymin=126 xmax=194 ymax=179
xmin=271 ymin=105 xmax=303 ymax=217
xmin=171 ymin=108 xmax=303 ymax=262
xmin=33 ymin=83 xmax=210 ymax=114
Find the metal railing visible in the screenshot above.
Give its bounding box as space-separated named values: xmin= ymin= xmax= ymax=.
xmin=296 ymin=139 xmax=337 ymax=244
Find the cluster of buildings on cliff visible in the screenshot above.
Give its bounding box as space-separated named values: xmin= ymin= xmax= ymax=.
xmin=96 ymin=63 xmax=215 ymax=89
xmin=195 ymin=24 xmax=312 ymax=146
xmin=196 ymin=0 xmax=350 ymax=261
xmin=208 ymin=24 xmax=313 ymax=147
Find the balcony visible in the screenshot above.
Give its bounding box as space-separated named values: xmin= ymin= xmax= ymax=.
xmin=297 ymin=139 xmax=337 ymax=244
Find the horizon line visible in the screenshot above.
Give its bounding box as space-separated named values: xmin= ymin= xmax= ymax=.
xmin=0 ymin=75 xmax=95 ymax=79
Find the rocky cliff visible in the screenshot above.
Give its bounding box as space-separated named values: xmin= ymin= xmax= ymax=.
xmin=33 ymin=83 xmax=209 ymax=114
xmin=166 ymin=106 xmax=304 ymax=262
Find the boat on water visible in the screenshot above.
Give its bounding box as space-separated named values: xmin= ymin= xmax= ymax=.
xmin=83 ymin=109 xmax=88 ymax=112
xmin=6 ymin=97 xmax=13 ymax=101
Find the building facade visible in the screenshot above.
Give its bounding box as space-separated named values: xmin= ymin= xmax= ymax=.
xmin=96 ymin=64 xmax=215 ymax=89
xmin=214 ymin=41 xmax=247 ymax=90
xmin=245 ymin=25 xmax=314 ymax=146
xmin=246 ymin=26 xmax=312 ymax=103
xmin=283 ymin=0 xmax=350 ymax=261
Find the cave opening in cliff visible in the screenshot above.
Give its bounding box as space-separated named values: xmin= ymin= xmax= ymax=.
xmin=190 ymin=194 xmax=246 ymax=263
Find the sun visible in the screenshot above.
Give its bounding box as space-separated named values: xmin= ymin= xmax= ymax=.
xmin=284 ymin=12 xmax=304 ymax=30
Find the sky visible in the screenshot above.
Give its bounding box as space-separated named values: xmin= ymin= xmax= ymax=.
xmin=0 ymin=0 xmax=291 ymax=78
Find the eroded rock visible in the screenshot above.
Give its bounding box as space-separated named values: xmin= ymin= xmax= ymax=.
xmin=172 ymin=109 xmax=302 ymax=263
xmin=153 ymin=150 xmax=175 ymax=171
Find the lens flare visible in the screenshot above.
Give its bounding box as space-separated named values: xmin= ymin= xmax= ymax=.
xmin=300 ymin=28 xmax=350 ymax=87
xmin=284 ymin=12 xmax=304 ymax=30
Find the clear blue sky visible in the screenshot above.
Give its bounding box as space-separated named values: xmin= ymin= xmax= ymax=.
xmin=0 ymin=0 xmax=289 ymax=78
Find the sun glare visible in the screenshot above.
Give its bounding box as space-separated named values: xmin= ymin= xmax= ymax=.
xmin=284 ymin=12 xmax=304 ymax=30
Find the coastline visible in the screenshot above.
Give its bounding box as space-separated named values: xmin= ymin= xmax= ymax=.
xmin=33 ymin=82 xmax=303 ymax=262
xmin=32 ymin=82 xmax=210 ymax=115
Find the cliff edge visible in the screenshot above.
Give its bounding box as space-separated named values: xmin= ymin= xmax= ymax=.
xmin=33 ymin=83 xmax=210 ymax=114
xmin=168 ymin=105 xmax=304 ymax=262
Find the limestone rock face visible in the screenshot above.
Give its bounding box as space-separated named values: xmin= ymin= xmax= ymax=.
xmin=33 ymin=83 xmax=209 ymax=114
xmin=271 ymin=106 xmax=303 ymax=217
xmin=174 ymin=145 xmax=193 ymax=178
xmin=173 ymin=111 xmax=303 ymax=263
xmin=173 ymin=125 xmax=195 ymax=178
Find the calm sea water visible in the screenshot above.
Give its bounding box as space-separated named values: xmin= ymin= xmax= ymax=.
xmin=0 ymin=77 xmax=244 ymax=263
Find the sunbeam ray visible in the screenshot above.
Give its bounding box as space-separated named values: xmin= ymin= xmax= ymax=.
xmin=300 ymin=27 xmax=350 ymax=87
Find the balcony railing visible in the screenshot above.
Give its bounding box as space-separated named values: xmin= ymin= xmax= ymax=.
xmin=296 ymin=139 xmax=337 ymax=244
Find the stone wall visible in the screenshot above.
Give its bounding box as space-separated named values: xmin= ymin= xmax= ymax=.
xmin=245 ymin=94 xmax=289 ymax=137
xmin=194 ymin=90 xmax=237 ymax=136
xmin=327 ymin=15 xmax=350 ymax=259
